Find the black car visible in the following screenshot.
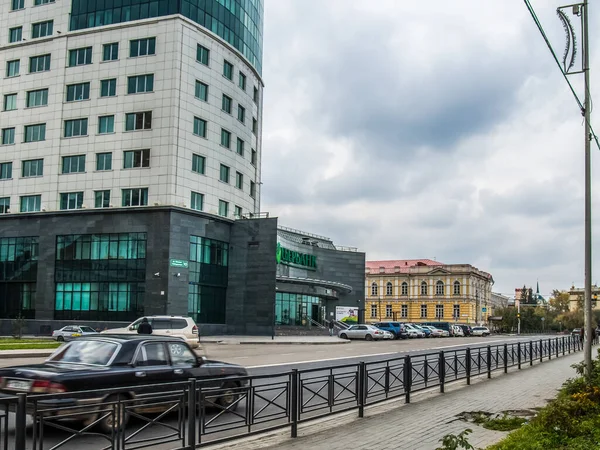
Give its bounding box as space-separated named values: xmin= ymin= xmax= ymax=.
xmin=456 ymin=324 xmax=473 ymax=336
xmin=0 ymin=335 xmax=247 ymax=432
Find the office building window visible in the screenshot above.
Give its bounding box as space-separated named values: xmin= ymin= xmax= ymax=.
xmin=0 ymin=198 xmax=9 ymax=214
xmin=98 ymin=115 xmax=114 ymax=134
xmin=68 ymin=47 xmax=92 ymax=66
xmin=195 ymin=81 xmax=208 ymax=101
xmin=220 ymin=129 xmax=231 ymax=148
xmin=371 ymin=282 xmax=378 ymax=296
xmin=219 ymin=164 xmax=230 ymax=183
xmin=238 ymin=72 xmax=246 ymax=90
xmin=386 ymin=304 xmax=392 ymax=318
xmin=218 ymin=200 xmax=228 ymax=217
xmin=236 ymin=138 xmax=244 ymax=156
xmin=125 ymin=112 xmax=152 ymax=131
xmin=222 ymin=94 xmax=232 ymax=114
xmin=34 ymin=0 xmax=55 ymax=5
xmin=401 ymin=304 xmax=408 ymax=318
xmin=100 ymin=78 xmax=117 ymax=97
xmin=20 ymin=195 xmax=41 ymax=212
xmin=32 ymin=20 xmax=53 ymax=39
xmin=66 ymin=82 xmax=90 ymax=102
xmin=421 ymin=281 xmax=428 ymax=296
xmin=26 ymin=89 xmax=48 ymax=108
xmin=250 ymin=181 xmax=256 ymax=198
xmin=251 ymin=149 xmax=257 ymax=166
xmin=192 ymin=154 xmax=205 ymax=174
xmin=124 ymin=149 xmax=150 ymax=169
xmin=0 ymin=163 xmax=12 ymax=180
xmin=453 ymin=304 xmax=460 ymax=319
xmin=253 ymin=86 xmax=259 ymax=103
xmin=238 ymin=105 xmax=245 ymax=124
xmin=252 ymin=117 xmax=258 ymax=134
xmin=102 ymin=43 xmax=119 ymax=61
xmin=190 ymin=192 xmax=203 ymax=211
xmin=4 ymin=94 xmax=17 ymax=111
xmin=122 ymin=188 xmax=148 ymax=207
xmin=11 ymin=0 xmax=24 ymax=10
xmin=96 ymin=153 xmax=112 ymax=171
xmin=435 ymin=304 xmax=444 ymax=319
xmin=234 ymin=205 xmax=242 ymax=218
xmin=223 ymin=60 xmax=233 ymax=80
xmin=436 ymin=280 xmax=444 ymax=296
xmin=196 ymin=45 xmax=209 ymax=65
xmin=371 ymin=304 xmax=378 ymax=319
xmin=453 ymin=281 xmax=461 ymax=295
xmin=9 ymin=27 xmax=22 ymax=43
xmin=130 ymin=38 xmax=155 ymax=57
xmin=6 ymin=60 xmax=20 ymax=77
xmin=64 ymin=119 xmax=88 ymax=138
xmin=193 ymin=117 xmax=207 ymax=138
xmin=29 ymin=54 xmax=51 ymax=73
xmin=235 ymin=171 xmax=243 ymax=189
xmin=2 ymin=128 xmax=15 ymax=145
xmin=94 ymin=190 xmax=110 ymax=208
xmin=127 ymin=74 xmax=153 ymax=94
xmin=62 ymin=155 xmax=85 ymax=174
xmin=401 ymin=282 xmax=408 ymax=296
xmin=24 ymin=124 xmax=45 ymax=142
xmin=22 ymin=159 xmax=43 ymax=177
xmin=60 ymin=192 xmax=83 ymax=210
xmin=420 ymin=304 xmax=427 ymax=319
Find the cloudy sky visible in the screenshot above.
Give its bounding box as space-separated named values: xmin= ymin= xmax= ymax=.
xmin=259 ymin=0 xmax=600 ymax=298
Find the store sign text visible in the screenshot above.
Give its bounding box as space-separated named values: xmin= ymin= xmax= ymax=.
xmin=276 ymin=243 xmax=317 ymax=270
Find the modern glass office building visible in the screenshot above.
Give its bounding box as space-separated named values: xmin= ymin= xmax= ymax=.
xmin=0 ymin=0 xmax=365 ymax=335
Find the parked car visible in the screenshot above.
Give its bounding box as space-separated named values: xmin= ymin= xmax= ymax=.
xmin=405 ymin=324 xmax=425 ymax=338
xmin=421 ymin=326 xmax=447 ymax=338
xmin=339 ymin=325 xmax=388 ymax=341
xmin=411 ymin=324 xmax=432 ymax=338
xmin=103 ymin=316 xmax=200 ymax=348
xmin=572 ymin=328 xmax=581 ymax=337
xmin=471 ymin=326 xmax=491 ymax=337
xmin=451 ymin=325 xmax=465 ymax=337
xmin=0 ymin=335 xmax=247 ymax=433
xmin=372 ymin=322 xmax=409 ymax=339
xmin=421 ymin=322 xmax=453 ymax=335
xmin=52 ymin=326 xmax=98 ymax=342
xmin=456 ymin=324 xmax=473 ymax=336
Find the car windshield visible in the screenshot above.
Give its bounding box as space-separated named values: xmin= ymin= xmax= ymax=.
xmin=48 ymin=340 xmax=118 ymax=366
xmin=79 ymin=326 xmax=96 ymax=333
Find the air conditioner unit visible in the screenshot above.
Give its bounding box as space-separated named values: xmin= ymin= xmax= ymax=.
xmin=6 ymin=208 xmax=10 ymax=213
xmin=109 ymin=203 xmax=114 ymax=207
xmin=42 ymin=207 xmax=47 ymax=212
xmin=81 ymin=205 xmax=87 ymax=209
xmin=154 ymin=202 xmax=161 ymax=206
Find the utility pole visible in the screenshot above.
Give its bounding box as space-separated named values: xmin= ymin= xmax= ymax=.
xmin=517 ymin=299 xmax=521 ymax=335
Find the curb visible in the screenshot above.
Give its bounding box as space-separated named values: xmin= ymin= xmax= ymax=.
xmin=202 ymin=339 xmax=351 ymax=345
xmin=0 ymin=351 xmax=54 ymax=359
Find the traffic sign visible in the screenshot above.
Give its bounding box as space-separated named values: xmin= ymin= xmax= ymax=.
xmin=482 ymin=307 xmax=487 ymax=312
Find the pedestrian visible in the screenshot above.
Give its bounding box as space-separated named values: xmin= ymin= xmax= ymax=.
xmin=580 ymin=326 xmax=584 ymax=344
xmin=328 ymin=319 xmax=335 ymax=337
xmin=137 ymin=317 xmax=153 ymax=335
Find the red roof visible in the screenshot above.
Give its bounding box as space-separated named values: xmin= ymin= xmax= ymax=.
xmin=366 ymin=259 xmax=444 ymax=273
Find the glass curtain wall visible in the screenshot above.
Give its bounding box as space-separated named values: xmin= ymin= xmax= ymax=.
xmin=275 ymin=292 xmax=323 ymax=326
xmin=0 ymin=237 xmax=38 ymax=318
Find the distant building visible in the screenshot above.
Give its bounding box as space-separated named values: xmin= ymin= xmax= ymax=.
xmin=568 ymin=285 xmax=600 ymax=312
xmin=491 ymin=292 xmax=510 ymax=309
xmin=365 ymin=259 xmax=493 ymax=325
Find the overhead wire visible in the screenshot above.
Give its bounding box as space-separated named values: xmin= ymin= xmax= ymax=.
xmin=523 ymin=0 xmax=600 ymax=151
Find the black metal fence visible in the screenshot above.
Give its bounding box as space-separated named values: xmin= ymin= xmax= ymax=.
xmin=1 ymin=336 xmax=592 ymax=450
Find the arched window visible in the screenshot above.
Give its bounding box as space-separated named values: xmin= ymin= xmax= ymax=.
xmin=453 ymin=281 xmax=461 ymax=295
xmin=436 ymin=280 xmax=444 ymax=295
xmin=401 ymin=282 xmax=408 ymax=296
xmin=386 ymin=282 xmax=393 ymax=296
xmin=371 ymin=282 xmax=378 ymax=296
xmin=420 ymin=281 xmax=428 ymax=296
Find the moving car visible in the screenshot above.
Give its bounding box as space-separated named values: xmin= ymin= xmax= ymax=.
xmin=471 ymin=326 xmax=491 ymax=337
xmin=372 ymin=322 xmax=409 ymax=339
xmin=0 ymin=335 xmax=247 ymax=433
xmin=338 ymin=325 xmax=388 ymax=341
xmin=103 ymin=316 xmax=200 ymax=348
xmin=52 ymin=325 xmax=98 ymax=342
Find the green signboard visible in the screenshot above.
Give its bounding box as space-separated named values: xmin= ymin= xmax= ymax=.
xmin=170 ymin=259 xmax=189 ymax=268
xmin=276 ymin=243 xmax=317 ymax=270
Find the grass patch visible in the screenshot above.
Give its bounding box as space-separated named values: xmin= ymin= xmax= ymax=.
xmin=0 ymin=338 xmax=60 ymax=350
xmin=482 ymin=415 xmax=527 ymax=432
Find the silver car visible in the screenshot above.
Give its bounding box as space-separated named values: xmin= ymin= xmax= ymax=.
xmin=52 ymin=326 xmax=98 ymax=342
xmin=338 ymin=325 xmax=388 ymax=341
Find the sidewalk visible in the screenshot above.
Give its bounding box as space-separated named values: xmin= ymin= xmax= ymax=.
xmin=211 ymin=350 xmax=586 ymax=450
xmin=201 ymin=335 xmax=349 ymax=345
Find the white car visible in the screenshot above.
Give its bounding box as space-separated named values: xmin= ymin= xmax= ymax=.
xmin=338 ymin=325 xmax=388 ymax=341
xmin=471 ymin=326 xmax=491 ymax=337
xmin=52 ymin=325 xmax=98 ymax=342
xmin=451 ymin=325 xmax=465 ymax=337
xmin=404 ymin=324 xmax=425 ymax=338
xmin=422 ymin=326 xmax=448 ymax=338
xmin=102 ymin=316 xmax=200 ymax=348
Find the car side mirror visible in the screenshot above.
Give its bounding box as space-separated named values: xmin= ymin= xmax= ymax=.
xmin=129 ymin=326 xmax=135 ymax=331
xmin=197 ymin=356 xmax=207 ymax=366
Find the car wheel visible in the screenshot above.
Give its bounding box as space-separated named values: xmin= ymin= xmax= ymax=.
xmin=365 ymin=334 xmax=373 ymax=341
xmin=217 ymin=382 xmax=240 ymax=411
xmin=57 ymin=336 xmax=64 ymax=342
xmin=98 ymin=394 xmax=129 ymax=434
xmin=340 ymin=333 xmax=348 ymax=340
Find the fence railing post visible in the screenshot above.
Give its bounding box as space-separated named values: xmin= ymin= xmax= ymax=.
xmin=358 ymin=362 xmax=366 ymax=418
xmin=556 ymin=337 xmax=559 ymax=358
xmin=562 ymin=336 xmax=565 ymax=355
xmin=291 ymin=369 xmax=299 ymax=438
xmin=15 ymin=393 xmax=26 ymax=450
xmin=548 ymin=339 xmax=552 ymax=360
xmin=439 ymin=351 xmax=445 ymax=393
xmin=540 ymin=339 xmax=543 ymax=362
xmin=530 ymin=340 xmax=533 ymax=366
xmin=187 ymin=378 xmax=196 ymax=449
xmin=487 ymin=345 xmax=492 ymax=379
xmin=404 ymin=355 xmax=412 ymax=404
xmin=517 ymin=343 xmax=521 ymax=369
xmin=503 ymin=344 xmax=508 ymax=373
xmin=466 ymin=348 xmax=472 ymax=385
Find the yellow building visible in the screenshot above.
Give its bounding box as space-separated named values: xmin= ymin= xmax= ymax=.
xmin=365 ymin=259 xmax=494 ymax=325
xmin=568 ymin=285 xmax=600 ymax=312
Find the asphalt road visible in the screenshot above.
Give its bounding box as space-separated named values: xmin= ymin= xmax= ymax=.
xmin=1 ymin=334 xmax=573 ymax=450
